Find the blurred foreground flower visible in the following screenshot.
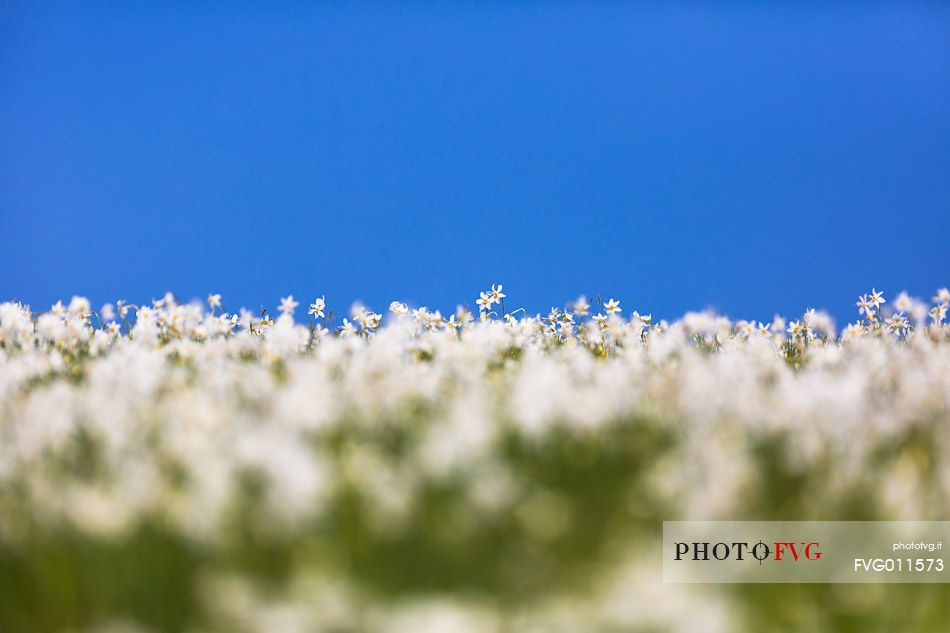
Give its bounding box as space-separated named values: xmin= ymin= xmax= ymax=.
xmin=0 ymin=286 xmax=948 ymax=632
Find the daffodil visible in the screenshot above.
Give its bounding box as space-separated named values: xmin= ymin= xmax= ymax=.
xmin=869 ymin=288 xmax=886 ymax=310
xmin=389 ymin=301 xmax=408 ymax=316
xmin=279 ymin=296 xmax=299 ymax=316
xmin=787 ymin=320 xmax=805 ymax=337
xmin=308 ymin=297 xmax=326 ymax=318
xmin=573 ymin=296 xmax=590 ymax=316
xmin=338 ymin=318 xmax=356 ymax=336
xmin=885 ymin=313 xmax=909 ymax=336
xmin=930 ymin=303 xmax=947 ymax=324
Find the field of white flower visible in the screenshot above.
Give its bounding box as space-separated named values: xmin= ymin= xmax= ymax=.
xmin=1 ymin=286 xmax=949 ymax=633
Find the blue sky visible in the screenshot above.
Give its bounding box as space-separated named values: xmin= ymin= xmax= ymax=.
xmin=1 ymin=2 xmax=948 ymax=325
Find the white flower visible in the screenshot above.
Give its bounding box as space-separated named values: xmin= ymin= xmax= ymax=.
xmin=842 ymin=322 xmax=866 ymax=341
xmin=476 ymin=292 xmax=493 ymax=311
xmin=207 ymin=294 xmax=222 ymax=309
xmin=455 ymin=307 xmax=473 ymax=326
xmin=573 ymin=296 xmax=590 ymax=316
xmin=928 ymin=303 xmax=946 ymax=324
xmin=894 ymin=292 xmax=913 ymax=314
xmin=771 ymin=315 xmax=786 ymax=333
xmin=633 ymin=311 xmax=651 ymax=325
xmin=308 ymin=297 xmax=326 ymax=318
xmin=355 ymin=308 xmax=381 ymax=331
xmin=389 ymin=301 xmax=409 ymax=316
xmin=868 ymin=288 xmax=886 ymax=310
xmin=803 ymin=308 xmax=835 ymax=339
xmin=1 ymin=281 xmax=950 ymax=633
xmin=412 ymin=307 xmax=431 ymax=324
xmin=68 ymin=296 xmax=91 ymax=318
xmin=885 ymin=313 xmax=909 ymax=336
xmin=279 ymin=295 xmax=299 ymax=316
xmin=338 ymin=318 xmax=356 ymax=336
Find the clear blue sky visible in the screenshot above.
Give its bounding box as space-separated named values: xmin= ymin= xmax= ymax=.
xmin=2 ymin=2 xmax=948 ymax=324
